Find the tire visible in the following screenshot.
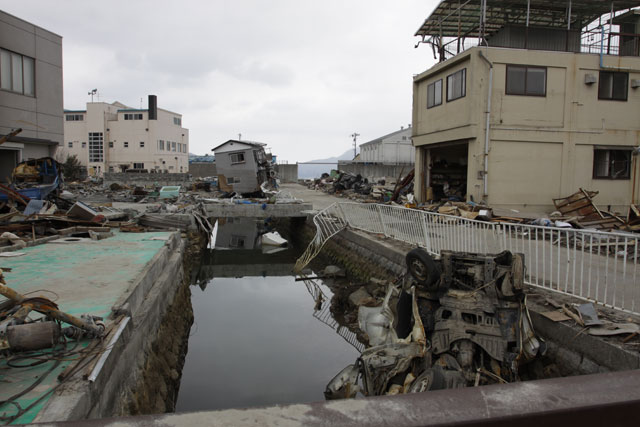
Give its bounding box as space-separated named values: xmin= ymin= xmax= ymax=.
xmin=406 ymin=248 xmax=441 ymax=289
xmin=409 ymin=367 xmax=446 ymax=393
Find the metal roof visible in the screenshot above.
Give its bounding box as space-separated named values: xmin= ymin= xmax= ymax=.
xmin=415 ymin=0 xmax=640 ymax=39
xmin=211 ymin=139 xmax=267 ymax=152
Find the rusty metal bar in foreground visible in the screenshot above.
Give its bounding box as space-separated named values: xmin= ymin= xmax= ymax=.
xmin=46 ymin=370 xmax=640 ymax=426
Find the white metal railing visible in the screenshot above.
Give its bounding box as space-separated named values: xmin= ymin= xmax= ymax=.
xmin=297 ymin=202 xmax=640 ymax=316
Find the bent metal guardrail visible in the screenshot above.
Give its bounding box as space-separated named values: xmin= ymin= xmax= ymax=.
xmin=295 ymin=202 xmax=640 ymax=316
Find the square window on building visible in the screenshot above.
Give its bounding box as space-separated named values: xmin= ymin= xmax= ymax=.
xmin=82 ymin=142 xmax=86 ymax=148
xmin=593 ymin=148 xmax=631 ymax=179
xmin=427 ymin=79 xmax=442 ymax=108
xmin=158 ymin=140 xmax=164 ymax=150
xmin=109 ymin=141 xmax=114 ymax=148
xmin=124 ymin=141 xmax=129 ymax=148
xmin=446 ymin=69 xmax=466 ymax=102
xmin=133 ymin=163 xmax=144 ymax=169
xmin=140 ymin=141 xmax=144 ymax=148
xmin=506 ymin=65 xmax=546 ymax=96
xmin=598 ymin=71 xmax=628 ymax=101
xmin=68 ymin=142 xmax=73 ymax=148
xmin=229 ymin=152 xmax=245 ymax=164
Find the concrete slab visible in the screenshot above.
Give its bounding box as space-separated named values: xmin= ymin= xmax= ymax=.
xmin=0 ymin=230 xmax=174 ymax=424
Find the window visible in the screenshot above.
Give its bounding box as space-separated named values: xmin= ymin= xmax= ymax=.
xmin=446 ymin=68 xmax=466 ymax=101
xmin=593 ymin=149 xmax=631 ymax=179
xmin=427 ymin=79 xmax=442 ymax=108
xmin=133 ymin=163 xmax=144 ymax=169
xmin=109 ymin=141 xmax=114 ymax=148
xmin=229 ymin=152 xmax=245 ymax=164
xmin=0 ymin=48 xmax=35 ymax=96
xmin=506 ymin=65 xmax=546 ymax=96
xmin=124 ymin=113 xmax=143 ymax=120
xmin=68 ymin=142 xmax=73 ymax=148
xmin=124 ymin=141 xmax=129 ymax=148
xmin=598 ymin=71 xmax=628 ymax=101
xmin=140 ymin=141 xmax=144 ymax=148
xmin=82 ymin=142 xmax=86 ymax=148
xmin=173 ymin=117 xmax=181 ymax=125
xmin=229 ymin=235 xmax=246 ymax=248
xmin=227 ymin=177 xmax=240 ymax=184
xmin=88 ymin=132 xmax=104 ymax=162
xmin=172 ymin=141 xmax=176 ymax=152
xmin=158 ymin=140 xmax=164 ymax=150
xmin=65 ymin=114 xmax=84 ymax=121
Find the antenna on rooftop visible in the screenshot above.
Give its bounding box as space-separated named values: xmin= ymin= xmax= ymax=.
xmin=238 ymin=133 xmax=242 ymax=141
xmin=88 ymin=88 xmax=98 ymax=102
xmin=350 ymin=132 xmax=360 ymax=159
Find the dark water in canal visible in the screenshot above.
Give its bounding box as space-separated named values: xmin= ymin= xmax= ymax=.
xmin=175 ymin=218 xmax=358 ymax=412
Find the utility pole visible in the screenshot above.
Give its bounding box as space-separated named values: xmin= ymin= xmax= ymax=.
xmin=350 ymin=132 xmax=360 ymax=159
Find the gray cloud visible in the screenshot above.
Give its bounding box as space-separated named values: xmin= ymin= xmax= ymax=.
xmin=1 ymin=0 xmax=439 ymax=162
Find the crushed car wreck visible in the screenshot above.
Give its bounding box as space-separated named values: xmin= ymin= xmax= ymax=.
xmin=325 ymin=249 xmax=545 ymax=399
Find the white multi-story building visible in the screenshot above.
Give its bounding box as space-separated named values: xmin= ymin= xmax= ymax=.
xmin=62 ymin=95 xmax=189 ymax=175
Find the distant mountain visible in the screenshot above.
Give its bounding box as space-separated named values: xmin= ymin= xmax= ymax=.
xmin=298 ymin=149 xmax=357 ymax=179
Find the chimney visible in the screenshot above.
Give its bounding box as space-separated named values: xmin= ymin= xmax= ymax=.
xmin=148 ymin=95 xmax=157 ymax=120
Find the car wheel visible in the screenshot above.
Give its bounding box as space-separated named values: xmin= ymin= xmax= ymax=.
xmin=409 ymin=367 xmax=446 ymax=393
xmin=406 ymin=248 xmax=441 ymax=289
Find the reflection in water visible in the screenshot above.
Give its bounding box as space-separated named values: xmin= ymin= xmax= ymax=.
xmin=176 ymin=218 xmax=359 ymax=413
xmin=301 ymin=277 xmax=364 ymax=353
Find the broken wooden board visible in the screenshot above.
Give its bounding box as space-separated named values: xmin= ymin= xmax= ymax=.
xmin=553 ymin=188 xmax=624 ymax=231
xmin=540 ymin=311 xmax=572 ymax=322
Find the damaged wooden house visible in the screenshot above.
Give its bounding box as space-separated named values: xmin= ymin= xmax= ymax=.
xmin=211 ymin=139 xmax=275 ymax=196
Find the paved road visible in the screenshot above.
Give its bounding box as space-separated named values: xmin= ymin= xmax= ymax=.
xmin=280 ymin=183 xmax=347 ymax=211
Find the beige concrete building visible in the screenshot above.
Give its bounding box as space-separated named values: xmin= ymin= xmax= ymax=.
xmin=0 ymin=10 xmax=62 ymax=180
xmin=62 ymin=95 xmax=188 ymax=176
xmin=412 ymin=1 xmax=640 ymax=213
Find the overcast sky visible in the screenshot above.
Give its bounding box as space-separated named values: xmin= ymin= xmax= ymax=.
xmin=1 ymin=0 xmax=439 ymax=162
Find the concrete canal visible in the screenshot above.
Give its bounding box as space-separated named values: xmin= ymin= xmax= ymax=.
xmin=175 ymin=218 xmax=359 ymax=412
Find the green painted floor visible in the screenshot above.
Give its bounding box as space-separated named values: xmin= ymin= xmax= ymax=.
xmin=0 ymin=231 xmax=172 ymax=424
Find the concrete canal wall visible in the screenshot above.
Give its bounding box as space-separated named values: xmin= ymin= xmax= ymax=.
xmin=34 ymin=232 xmax=195 ymax=422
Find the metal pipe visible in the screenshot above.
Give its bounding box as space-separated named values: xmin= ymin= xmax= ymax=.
xmin=88 ymin=316 xmax=130 ymax=383
xmin=478 ymin=51 xmax=493 ymax=200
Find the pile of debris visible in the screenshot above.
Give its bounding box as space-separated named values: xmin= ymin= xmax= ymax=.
xmin=305 ymin=169 xmax=415 ymax=203
xmin=325 ymin=249 xmax=546 ymax=398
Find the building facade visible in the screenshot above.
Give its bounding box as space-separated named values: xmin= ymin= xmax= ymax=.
xmin=412 ymin=1 xmax=640 ymax=213
xmin=358 ymin=126 xmax=415 ymax=164
xmin=62 ymin=95 xmax=189 ymax=176
xmin=0 ymin=10 xmax=62 ymax=181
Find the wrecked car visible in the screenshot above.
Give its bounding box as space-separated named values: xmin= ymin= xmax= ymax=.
xmin=0 ymin=157 xmax=63 ymax=201
xmin=325 ymin=249 xmax=545 ymax=399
